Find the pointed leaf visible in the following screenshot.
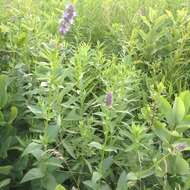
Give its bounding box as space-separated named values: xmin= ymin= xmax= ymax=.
xmin=176 ymin=124 xmax=190 ymax=133
xmin=27 ymin=105 xmax=43 ymax=117
xmin=136 ymin=168 xmax=154 ymax=179
xmin=175 ymin=155 xmax=189 ymax=175
xmin=89 ymin=142 xmax=102 ymax=150
xmin=153 ymin=121 xmax=172 ymax=143
xmin=83 ymin=180 xmax=96 ymax=190
xmin=180 ymin=91 xmax=190 ymax=114
xmin=157 ymin=96 xmax=174 ymax=125
xmin=21 ymin=168 xmax=45 ymax=183
xmin=22 ymin=142 xmax=43 ymax=160
xmin=116 ymin=171 xmax=128 ymax=190
xmin=64 ymin=109 xmax=81 ymax=121
xmin=62 ymin=141 xmax=76 ymax=159
xmin=44 ymin=174 xmax=57 ymax=190
xmin=181 ymin=115 xmax=190 ymax=125
xmin=173 ymin=97 xmax=185 ymax=124
xmin=45 ymin=124 xmax=59 ymax=143
xmin=102 ymin=156 xmax=113 ymax=174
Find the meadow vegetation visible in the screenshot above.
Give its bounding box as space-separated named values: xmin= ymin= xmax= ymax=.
xmin=1 ymin=0 xmax=190 ymax=189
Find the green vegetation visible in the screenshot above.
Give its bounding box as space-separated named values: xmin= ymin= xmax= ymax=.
xmin=1 ymin=0 xmax=190 ymax=189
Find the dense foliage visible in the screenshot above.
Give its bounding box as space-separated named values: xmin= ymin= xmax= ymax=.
xmin=1 ymin=0 xmax=190 ymax=189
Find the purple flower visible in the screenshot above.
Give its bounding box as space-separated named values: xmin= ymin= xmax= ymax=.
xmin=59 ymin=3 xmax=77 ymax=35
xmin=105 ymin=92 xmax=113 ymax=108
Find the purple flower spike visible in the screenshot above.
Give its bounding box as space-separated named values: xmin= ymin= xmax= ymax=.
xmin=105 ymin=92 xmax=113 ymax=108
xmin=59 ymin=3 xmax=77 ymax=36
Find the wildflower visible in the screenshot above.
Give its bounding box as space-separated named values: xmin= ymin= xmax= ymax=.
xmin=105 ymin=92 xmax=113 ymax=108
xmin=59 ymin=3 xmax=77 ymax=35
xmin=175 ymin=143 xmax=188 ymax=152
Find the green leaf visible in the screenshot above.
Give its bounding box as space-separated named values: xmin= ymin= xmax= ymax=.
xmin=153 ymin=121 xmax=172 ymax=143
xmin=116 ymin=171 xmax=128 ymax=190
xmin=8 ymin=106 xmax=18 ymax=124
xmin=157 ymin=96 xmax=174 ymax=125
xmin=64 ymin=109 xmax=81 ymax=121
xmin=0 ymin=178 xmax=11 ymax=189
xmin=84 ymin=159 xmax=93 ymax=174
xmin=127 ymin=172 xmax=137 ymax=181
xmin=176 ymin=124 xmax=190 ymax=133
xmin=44 ymin=174 xmax=57 ymax=190
xmin=167 ymin=154 xmax=189 ymax=175
xmin=103 ymin=146 xmax=117 ymax=152
xmin=83 ymin=171 xmax=102 ymax=189
xmin=0 ymin=75 xmax=8 ymax=109
xmin=0 ymin=136 xmax=12 ymax=159
xmin=157 ymin=96 xmax=171 ymax=112
xmin=136 ymin=168 xmax=154 ymax=179
xmin=175 ymin=155 xmax=189 ymax=175
xmin=21 ymin=168 xmax=45 ymax=183
xmin=54 ymin=172 xmax=70 ymax=184
xmin=27 ymin=105 xmax=43 ymax=117
xmin=22 ymin=142 xmax=43 ymax=160
xmin=0 ymin=165 xmax=12 ymax=175
xmin=100 ymin=184 xmax=112 ymax=190
xmin=92 ymin=172 xmax=102 ymax=184
xmin=181 ymin=115 xmax=190 ymax=125
xmin=89 ymin=142 xmax=102 ymax=150
xmin=180 ymin=91 xmax=190 ymax=113
xmin=173 ymin=97 xmax=185 ymax=124
xmin=55 ymin=185 xmax=66 ymax=190
xmin=61 ymin=141 xmax=76 ymax=159
xmin=45 ymin=124 xmax=59 ymax=143
xmin=184 ymin=175 xmax=190 ymax=190
xmin=83 ymin=180 xmax=96 ymax=190
xmin=43 ymin=157 xmax=63 ymax=172
xmin=102 ymin=156 xmax=113 ymax=174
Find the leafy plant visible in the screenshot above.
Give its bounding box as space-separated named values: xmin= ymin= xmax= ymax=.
xmin=151 ymin=91 xmax=190 ymax=189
